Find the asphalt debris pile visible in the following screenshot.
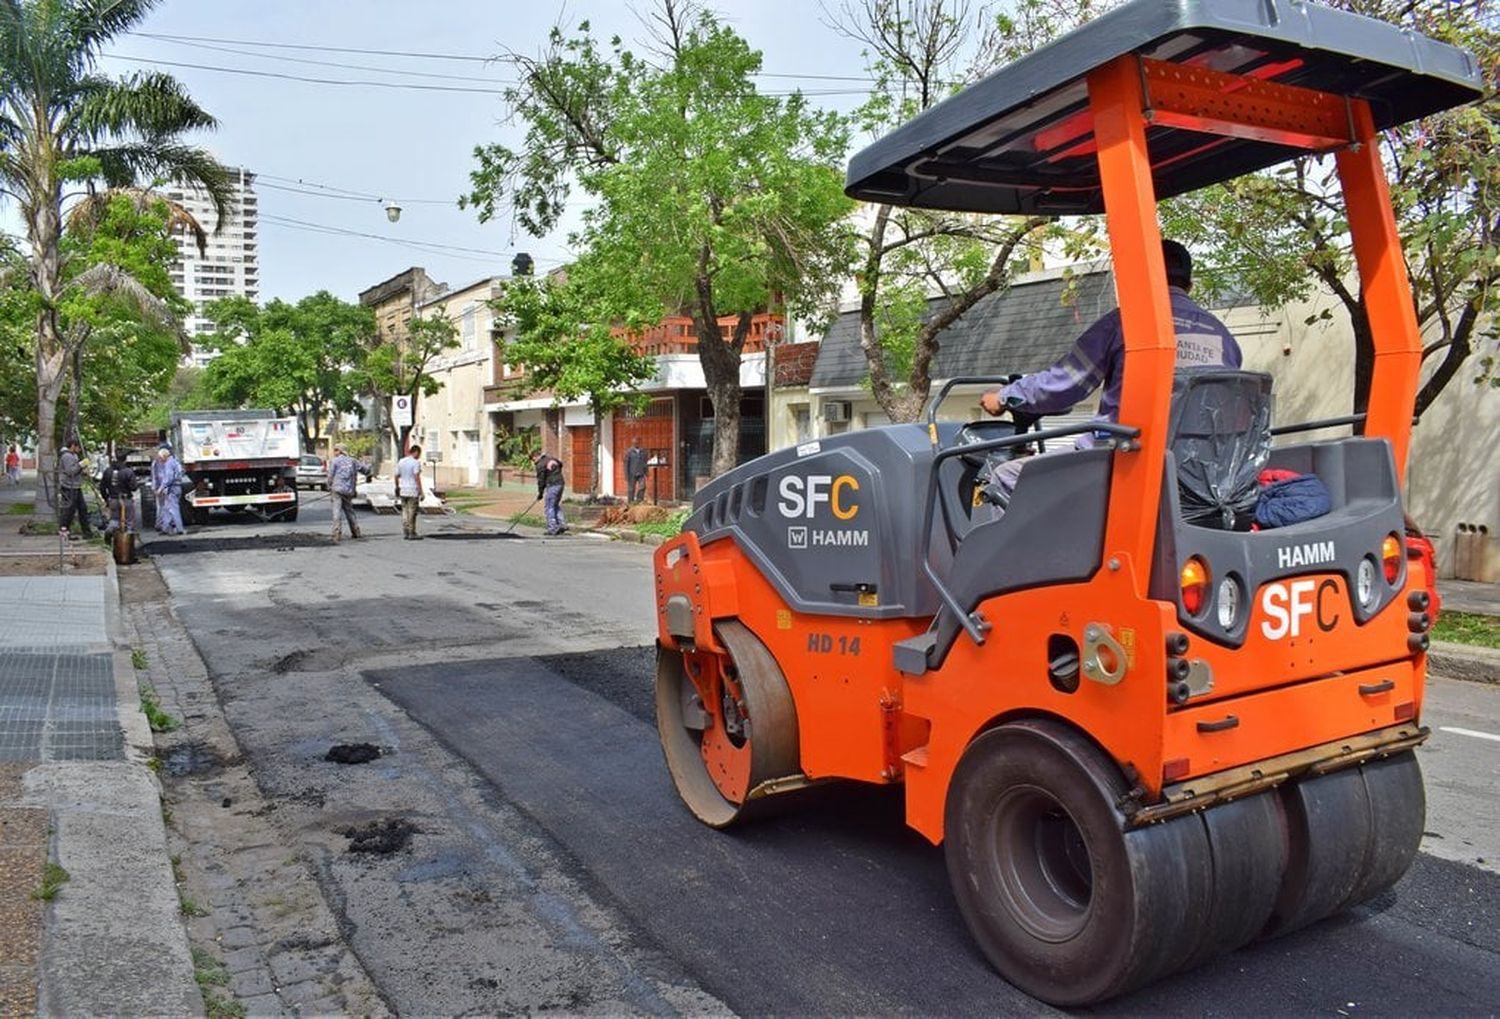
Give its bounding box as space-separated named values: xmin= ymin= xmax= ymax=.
xmin=342 ymin=818 xmax=417 ymax=855
xmin=325 ymin=742 xmax=381 ymax=765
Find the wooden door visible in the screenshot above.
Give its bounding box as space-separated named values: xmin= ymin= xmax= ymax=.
xmin=613 ymin=399 xmax=675 ymax=502
xmin=568 ymin=426 xmax=594 ymax=493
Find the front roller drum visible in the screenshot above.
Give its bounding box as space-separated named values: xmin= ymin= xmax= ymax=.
xmin=944 ymin=719 xmax=1285 ymax=1006
xmin=655 ymin=620 xmax=800 ymax=828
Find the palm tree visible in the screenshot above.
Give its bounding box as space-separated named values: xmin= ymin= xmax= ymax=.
xmin=0 ymin=0 xmax=228 ymax=507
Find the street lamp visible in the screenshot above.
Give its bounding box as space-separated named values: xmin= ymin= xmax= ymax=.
xmin=383 ymin=200 xmax=402 ymax=223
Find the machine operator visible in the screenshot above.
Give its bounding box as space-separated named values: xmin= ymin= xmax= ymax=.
xmin=977 ymin=239 xmax=1242 ymax=507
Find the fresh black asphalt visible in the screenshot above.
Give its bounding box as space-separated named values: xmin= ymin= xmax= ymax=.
xmin=368 ymin=647 xmax=1500 ymax=1017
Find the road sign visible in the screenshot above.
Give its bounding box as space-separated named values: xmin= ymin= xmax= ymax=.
xmin=391 ymin=395 xmax=413 ymax=428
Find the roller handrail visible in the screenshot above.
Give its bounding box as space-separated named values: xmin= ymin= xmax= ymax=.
xmin=924 ymin=376 xmax=1019 ymax=438
xmin=919 ymin=419 xmax=1140 ymax=646
xmin=1270 ymin=413 xmax=1366 ymax=436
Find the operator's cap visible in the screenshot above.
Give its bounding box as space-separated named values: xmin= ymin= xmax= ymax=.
xmin=333 ymin=442 xmax=346 ymax=453
xmin=158 ymin=443 xmax=172 ymax=452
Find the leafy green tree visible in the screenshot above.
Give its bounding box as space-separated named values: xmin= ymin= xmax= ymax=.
xmin=0 ymin=0 xmax=227 ymax=506
xmin=1162 ymin=0 xmax=1498 ymax=415
xmin=201 ymin=292 xmax=375 ymax=447
xmin=361 ymin=313 xmax=459 ymax=456
xmin=1 ymin=194 xmax=186 ymax=455
xmin=830 ymin=0 xmax=1106 ymax=421
xmin=133 ymin=364 xmax=220 ymax=432
xmin=463 ymin=0 xmax=853 ymax=478
xmin=495 ymin=265 xmax=658 ymax=496
xmin=59 ymin=194 xmax=189 ymax=444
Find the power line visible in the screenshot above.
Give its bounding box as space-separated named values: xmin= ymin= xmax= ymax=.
xmin=102 ymin=53 xmax=507 ymax=95
xmin=104 ymin=52 xmax=866 ymax=97
xmin=126 ymin=29 xmax=881 ymax=83
xmin=257 ymin=212 xmax=548 ymax=264
xmin=257 ymin=177 xmax=457 ymax=207
xmin=136 ymin=34 xmax=518 ymax=85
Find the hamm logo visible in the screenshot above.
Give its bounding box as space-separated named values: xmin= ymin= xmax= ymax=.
xmin=1277 ymin=541 xmax=1335 ymax=570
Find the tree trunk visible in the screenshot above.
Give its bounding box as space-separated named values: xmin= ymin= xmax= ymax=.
xmin=693 ymin=271 xmax=750 ymax=480
xmin=66 ymin=344 xmax=83 ymax=448
xmin=29 ymin=182 xmax=65 ymax=512
xmin=1350 ymin=300 xmax=1374 ymax=420
xmin=1416 ymin=297 xmax=1483 ymax=416
xmin=589 ymin=397 xmax=603 ymax=498
xmin=860 ymin=213 xmax=1046 ymax=424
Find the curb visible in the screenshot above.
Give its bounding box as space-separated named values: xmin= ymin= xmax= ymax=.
xmin=1428 ymin=640 xmax=1500 ymax=685
xmin=30 ymin=550 xmax=205 ymax=1016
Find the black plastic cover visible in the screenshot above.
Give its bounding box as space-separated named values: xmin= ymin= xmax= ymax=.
xmin=845 ymin=0 xmax=1483 ymax=215
xmin=1168 ymin=369 xmax=1273 ymax=529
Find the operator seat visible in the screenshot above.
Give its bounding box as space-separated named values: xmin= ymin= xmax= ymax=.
xmin=1167 ymin=368 xmax=1274 ymax=530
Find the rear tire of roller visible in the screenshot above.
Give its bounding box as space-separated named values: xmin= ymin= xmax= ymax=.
xmin=944 ymin=719 xmax=1216 ymax=1006
xmin=1264 ymin=766 xmax=1373 ymax=937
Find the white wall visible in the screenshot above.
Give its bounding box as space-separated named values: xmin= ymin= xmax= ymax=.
xmin=1227 ymin=294 xmax=1498 ymax=578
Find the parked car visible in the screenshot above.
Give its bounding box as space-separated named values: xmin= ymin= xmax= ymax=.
xmin=295 ymin=453 xmax=328 ymax=490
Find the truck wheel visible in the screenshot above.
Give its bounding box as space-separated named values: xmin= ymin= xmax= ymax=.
xmin=655 ymin=620 xmax=799 ymax=828
xmin=944 ymin=719 xmax=1223 ymax=1006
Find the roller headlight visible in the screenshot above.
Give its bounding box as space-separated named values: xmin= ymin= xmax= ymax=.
xmin=1216 ymin=576 xmax=1241 ymax=630
xmin=1356 ymin=558 xmax=1378 ymax=609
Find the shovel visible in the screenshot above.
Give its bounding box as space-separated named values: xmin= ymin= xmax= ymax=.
xmin=503 ymin=498 xmax=540 ymax=535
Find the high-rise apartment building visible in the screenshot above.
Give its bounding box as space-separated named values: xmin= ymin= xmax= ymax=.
xmin=163 ymin=166 xmax=259 ymax=365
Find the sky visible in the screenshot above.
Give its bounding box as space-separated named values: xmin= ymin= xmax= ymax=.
xmin=65 ymin=0 xmax=883 ymax=305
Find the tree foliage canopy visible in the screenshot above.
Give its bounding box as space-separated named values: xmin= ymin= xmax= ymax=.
xmin=464 ymin=0 xmax=853 ymax=477
xmin=495 ymin=263 xmax=659 ymax=494
xmin=1159 ymin=0 xmax=1498 ymax=414
xmin=830 ymin=0 xmax=1105 ymax=422
xmin=0 ymin=194 xmax=186 ymax=444
xmin=201 ymin=292 xmax=375 ymax=443
xmin=0 ymin=0 xmax=225 ymax=503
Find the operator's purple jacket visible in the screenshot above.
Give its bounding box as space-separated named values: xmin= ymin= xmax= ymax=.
xmin=998 ymin=286 xmax=1242 ymax=442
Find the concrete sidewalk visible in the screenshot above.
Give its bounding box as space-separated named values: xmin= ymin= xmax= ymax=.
xmin=0 ymin=474 xmax=200 ymax=1016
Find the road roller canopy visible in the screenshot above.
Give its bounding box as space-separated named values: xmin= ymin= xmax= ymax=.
xmin=844 ymin=0 xmax=1483 ymax=215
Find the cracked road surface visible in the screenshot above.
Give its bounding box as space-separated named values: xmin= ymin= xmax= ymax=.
xmin=149 ymin=506 xmax=1500 ymax=1015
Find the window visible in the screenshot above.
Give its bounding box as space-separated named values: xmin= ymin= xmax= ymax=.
xmin=462 ymin=303 xmax=476 ymax=350
xmin=792 ymin=404 xmax=811 ymax=443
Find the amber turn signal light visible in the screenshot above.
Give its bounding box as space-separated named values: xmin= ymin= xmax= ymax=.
xmin=1180 ymin=557 xmax=1209 ymax=616
xmin=1381 ymin=533 xmax=1402 ymax=585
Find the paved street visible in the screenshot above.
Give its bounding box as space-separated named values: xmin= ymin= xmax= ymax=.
xmin=136 ymin=496 xmax=1500 ymax=1016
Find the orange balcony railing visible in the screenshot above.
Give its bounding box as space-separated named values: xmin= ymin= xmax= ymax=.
xmin=614 ymin=313 xmax=782 ymax=357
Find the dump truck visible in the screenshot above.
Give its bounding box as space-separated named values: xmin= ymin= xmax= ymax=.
xmin=167 ymin=411 xmax=300 ymax=525
xmin=652 ymin=0 xmax=1479 ymax=1006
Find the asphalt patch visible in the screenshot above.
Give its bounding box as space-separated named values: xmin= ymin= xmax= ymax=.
xmin=326 ymin=742 xmax=381 ymax=765
xmin=535 ymin=645 xmax=658 ymax=725
xmin=270 ymin=648 xmax=346 ymax=674
xmin=342 ymin=818 xmax=418 ymax=855
xmin=143 ymin=534 xmax=328 ymax=556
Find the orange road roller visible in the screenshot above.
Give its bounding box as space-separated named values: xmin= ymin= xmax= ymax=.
xmin=653 ymin=0 xmax=1480 ymax=1005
